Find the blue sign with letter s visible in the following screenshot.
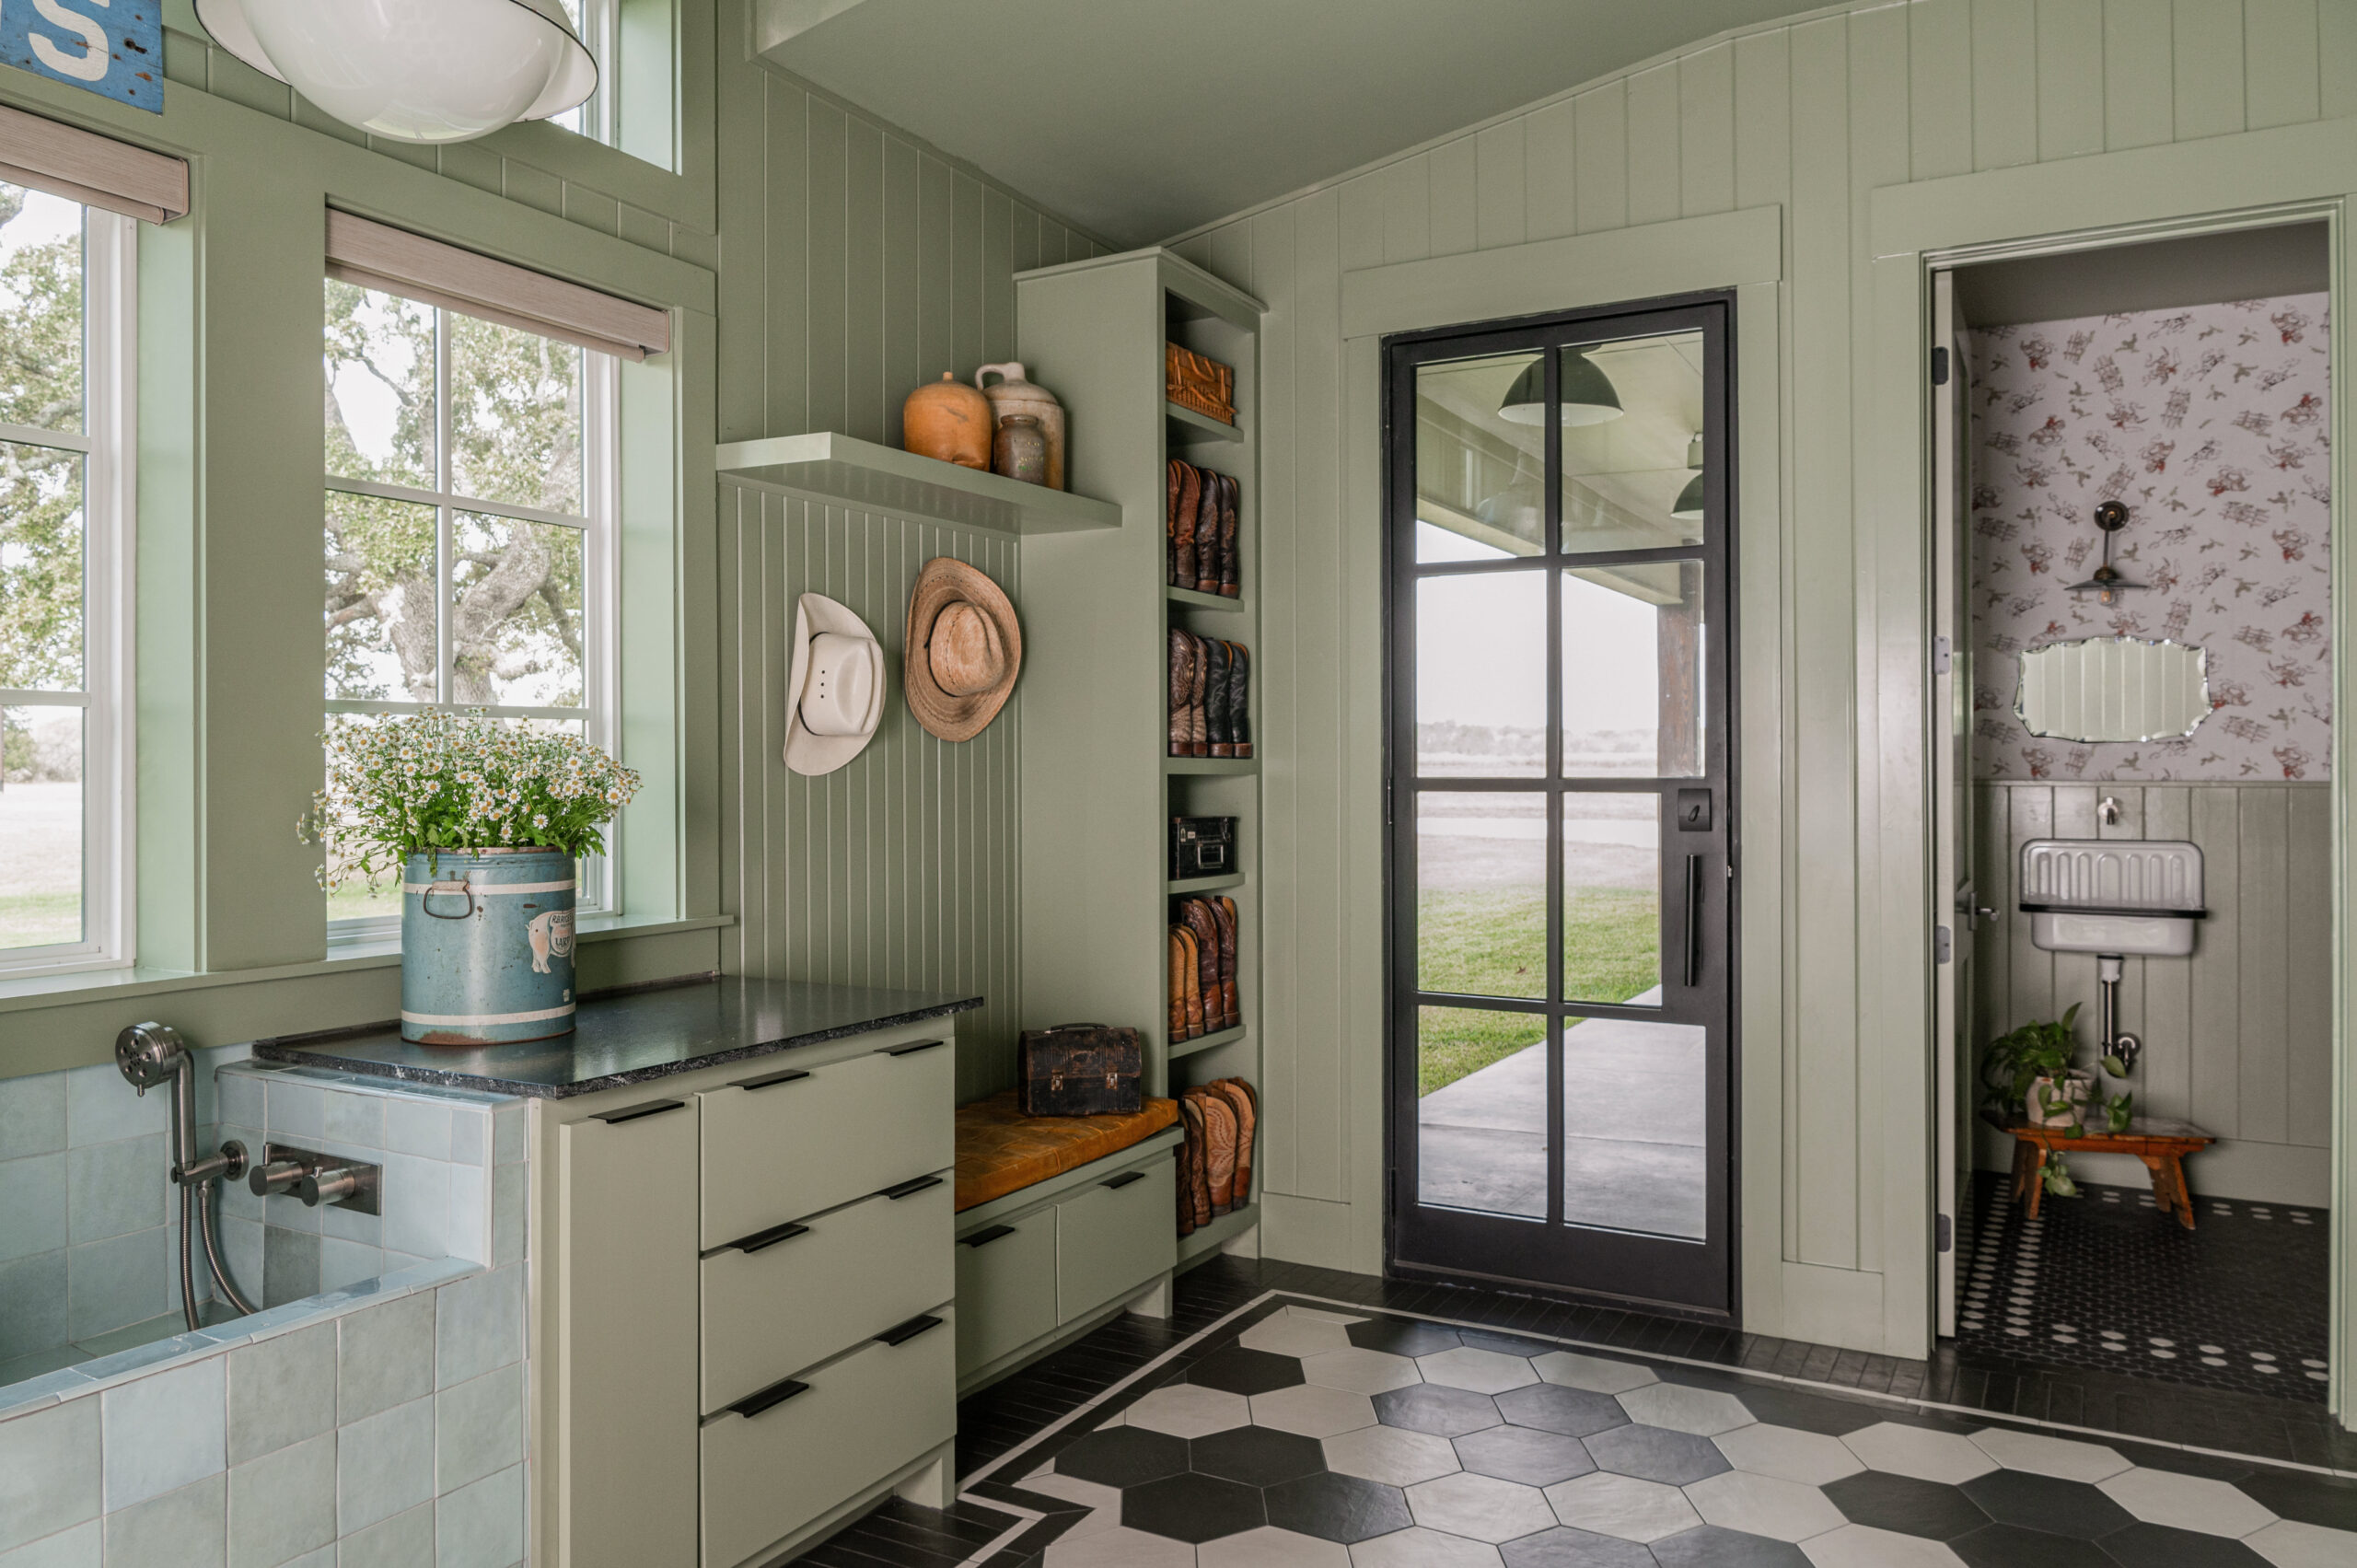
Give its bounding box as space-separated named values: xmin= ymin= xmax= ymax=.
xmin=1 ymin=0 xmax=164 ymax=112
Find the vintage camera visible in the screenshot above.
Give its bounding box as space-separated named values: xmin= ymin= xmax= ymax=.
xmin=1171 ymin=816 xmax=1237 ymax=879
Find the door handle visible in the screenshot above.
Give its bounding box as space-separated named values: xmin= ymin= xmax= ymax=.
xmin=1683 ymin=854 xmax=1703 ymax=988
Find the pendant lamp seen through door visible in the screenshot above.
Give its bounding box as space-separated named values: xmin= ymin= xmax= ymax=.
xmin=1497 ymin=350 xmax=1623 ymax=427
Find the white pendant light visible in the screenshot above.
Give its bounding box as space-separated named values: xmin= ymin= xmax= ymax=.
xmin=194 ymin=0 xmax=596 ymax=145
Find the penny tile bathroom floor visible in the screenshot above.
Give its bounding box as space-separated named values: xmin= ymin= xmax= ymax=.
xmin=788 ymin=1259 xmax=2357 ymax=1568
xmin=1955 ymin=1173 xmax=2329 ymax=1401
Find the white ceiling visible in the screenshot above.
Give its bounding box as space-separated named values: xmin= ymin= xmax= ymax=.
xmin=757 ymin=1 xmax=1823 ymax=246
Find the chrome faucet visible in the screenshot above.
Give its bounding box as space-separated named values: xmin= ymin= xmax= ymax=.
xmin=115 ymin=1023 xmax=259 ymax=1328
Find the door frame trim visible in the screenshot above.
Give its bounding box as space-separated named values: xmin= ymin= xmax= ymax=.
xmin=1871 ymin=115 xmax=2351 ymax=1411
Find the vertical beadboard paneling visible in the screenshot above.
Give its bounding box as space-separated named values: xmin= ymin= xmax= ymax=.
xmin=1573 ymin=82 xmax=1630 ymax=233
xmin=2323 ymin=0 xmax=2357 ymax=117
xmin=1522 ymin=98 xmax=1579 ymax=242
xmin=1428 ymin=137 xmax=1480 ymax=258
xmin=1910 ymin=0 xmax=1975 ymax=180
xmin=2035 ymin=0 xmax=2107 ymax=161
xmin=1474 ymin=122 xmax=1528 ymax=250
xmin=2140 ymin=788 xmax=2194 ymax=1121
xmin=1678 ymin=42 xmax=1737 ymax=216
xmin=844 ymin=122 xmax=887 ymax=446
xmin=2235 ymin=785 xmax=2288 ymax=1144
xmin=1381 ymin=153 xmax=1434 ymax=264
xmin=762 ymin=75 xmax=810 ymax=441
xmin=2242 ymin=0 xmax=2320 ymax=129
xmin=2105 ymin=0 xmax=2177 ymax=148
xmin=723 ymin=482 xmax=1024 ymax=1099
xmin=1972 ymin=0 xmax=2041 ymax=170
xmin=2188 ymin=786 xmax=2241 ymax=1135
xmin=1731 ymin=29 xmax=1792 ymax=213
xmin=1625 ymin=64 xmax=1683 ymax=227
xmin=2172 ymin=0 xmax=2247 ymax=141
xmin=2285 ymin=786 xmax=2333 ymax=1146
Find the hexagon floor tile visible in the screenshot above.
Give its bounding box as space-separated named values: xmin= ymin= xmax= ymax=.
xmin=953 ymin=1294 xmax=2353 ymax=1568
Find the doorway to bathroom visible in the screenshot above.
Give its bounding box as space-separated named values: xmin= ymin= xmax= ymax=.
xmin=1383 ymin=296 xmax=1736 ymax=1318
xmin=1931 ymin=222 xmax=2335 ymax=1402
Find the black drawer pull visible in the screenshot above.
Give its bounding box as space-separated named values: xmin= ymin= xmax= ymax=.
xmin=732 ymin=1067 xmax=810 ymax=1091
xmin=593 ymin=1098 xmax=685 ymax=1125
xmin=960 ymin=1225 xmax=1017 ymax=1249
xmin=873 ymin=1314 xmax=943 ymax=1348
xmin=726 ymin=1376 xmax=809 ymax=1420
xmin=1103 ymin=1170 xmax=1147 ymax=1191
xmin=879 ymin=1174 xmax=944 ymax=1201
xmin=884 ymin=1038 xmax=947 ymax=1058
xmin=726 ymin=1220 xmax=809 ymax=1255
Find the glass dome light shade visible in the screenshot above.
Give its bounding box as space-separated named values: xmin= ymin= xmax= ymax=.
xmin=194 ymin=0 xmax=596 ymax=145
xmin=1497 ymin=353 xmax=1623 ymax=427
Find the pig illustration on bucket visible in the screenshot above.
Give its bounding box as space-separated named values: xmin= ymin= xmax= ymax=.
xmin=527 ymin=907 xmax=575 ymax=974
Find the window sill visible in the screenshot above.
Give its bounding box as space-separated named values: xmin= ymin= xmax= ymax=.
xmin=0 ymin=912 xmax=735 ymax=1016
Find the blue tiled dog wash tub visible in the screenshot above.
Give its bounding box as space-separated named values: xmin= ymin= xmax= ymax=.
xmin=401 ymin=847 xmax=576 ymax=1044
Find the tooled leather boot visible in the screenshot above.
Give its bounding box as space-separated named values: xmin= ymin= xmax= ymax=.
xmin=1167 ymin=927 xmax=1192 ymax=1040
xmin=1169 ymin=460 xmax=1201 ymax=589
xmin=1181 ymin=899 xmax=1222 ymax=1030
xmin=1218 ymin=474 xmax=1241 ymax=598
xmin=1213 ymin=1078 xmax=1256 ymax=1203
xmin=1203 ymin=638 xmax=1233 ymax=757
xmin=1187 ymin=633 xmax=1210 ymax=756
xmin=1214 ymin=895 xmax=1239 ymax=1028
xmin=1194 ymin=470 xmax=1221 ymax=595
xmin=1168 ymin=630 xmax=1194 ymax=757
xmin=1225 ymin=643 xmax=1251 ymax=759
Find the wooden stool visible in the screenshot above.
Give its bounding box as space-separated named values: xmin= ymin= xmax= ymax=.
xmin=1988 ymin=1113 xmax=2216 ymax=1229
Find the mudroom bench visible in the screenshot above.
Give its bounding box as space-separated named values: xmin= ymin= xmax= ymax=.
xmin=953 ymin=1091 xmax=1183 ymax=1391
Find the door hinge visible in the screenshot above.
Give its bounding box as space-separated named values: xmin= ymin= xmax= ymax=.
xmin=1934 ymin=924 xmax=1952 ymax=965
xmin=1931 ymin=345 xmax=1950 ymax=386
xmin=1937 ymin=1213 xmax=1953 ymax=1253
xmin=1933 ymin=635 xmax=1951 ymax=676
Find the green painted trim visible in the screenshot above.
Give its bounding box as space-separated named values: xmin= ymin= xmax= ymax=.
xmin=1338 ymin=204 xmax=1782 ymax=340
xmin=1016 ymin=245 xmax=1267 ymax=325
xmin=1863 ymin=123 xmax=2357 ymax=1407
xmin=1170 ymin=1027 xmax=1248 ymax=1062
xmin=1177 ymin=1202 xmax=1259 ymax=1264
xmin=714 ymin=432 xmax=1124 ymax=533
xmin=951 ymin=1126 xmax=1184 ymax=1232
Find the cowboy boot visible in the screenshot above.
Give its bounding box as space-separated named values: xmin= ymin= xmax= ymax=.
xmin=1194 ymin=469 xmax=1222 ymax=595
xmin=1213 ymin=1079 xmax=1256 ymax=1204
xmin=1225 ymin=643 xmax=1251 ymax=759
xmin=1187 ymin=633 xmax=1210 ymax=756
xmin=1171 ymin=460 xmax=1201 ymax=589
xmin=1168 ymin=629 xmax=1194 ymax=757
xmin=1203 ymin=638 xmax=1233 ymax=758
xmin=1167 ymin=459 xmax=1185 ymax=587
xmin=1168 ymin=927 xmax=1191 ymax=1040
xmin=1218 ymin=474 xmax=1241 ymax=598
xmin=1182 ymin=899 xmax=1222 ymax=1031
xmin=1176 ymin=1097 xmax=1203 ymax=1236
xmin=1215 ymin=895 xmax=1240 ymax=1028
xmin=1177 ymin=924 xmax=1202 ymax=1038
xmin=1196 ymin=1089 xmax=1237 ymax=1214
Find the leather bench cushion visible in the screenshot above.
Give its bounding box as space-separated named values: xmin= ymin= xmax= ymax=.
xmin=955 ymin=1090 xmax=1180 ymax=1213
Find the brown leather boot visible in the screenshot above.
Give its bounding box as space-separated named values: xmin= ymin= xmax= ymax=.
xmin=1167 ymin=927 xmax=1192 ymax=1040
xmin=1218 ymin=474 xmax=1241 ymax=598
xmin=1213 ymin=1079 xmax=1256 ymax=1204
xmin=1225 ymin=643 xmax=1251 ymax=759
xmin=1170 ymin=460 xmax=1201 ymax=589
xmin=1203 ymin=639 xmax=1233 ymax=757
xmin=1180 ymin=900 xmax=1221 ymax=1032
xmin=1176 ymin=1097 xmax=1203 ymax=1236
xmin=1215 ymin=896 xmax=1240 ymax=1028
xmin=1187 ymin=633 xmax=1210 ymax=756
xmin=1168 ymin=630 xmax=1194 ymax=757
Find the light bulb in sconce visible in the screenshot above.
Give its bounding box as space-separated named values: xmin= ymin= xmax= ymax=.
xmin=192 ymin=0 xmax=596 ymax=145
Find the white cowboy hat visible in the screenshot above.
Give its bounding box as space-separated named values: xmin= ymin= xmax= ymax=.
xmin=784 ymin=594 xmax=886 ymax=775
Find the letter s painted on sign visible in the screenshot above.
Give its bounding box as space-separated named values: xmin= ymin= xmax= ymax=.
xmin=29 ymin=0 xmax=110 ymax=83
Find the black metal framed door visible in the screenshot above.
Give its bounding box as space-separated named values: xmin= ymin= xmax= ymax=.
xmin=1384 ymin=296 xmax=1736 ymax=1317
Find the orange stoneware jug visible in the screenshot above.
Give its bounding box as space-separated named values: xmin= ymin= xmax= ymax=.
xmin=902 ymin=372 xmax=993 ymax=470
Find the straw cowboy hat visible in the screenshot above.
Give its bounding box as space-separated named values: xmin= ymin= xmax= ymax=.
xmin=905 ymin=558 xmax=1022 ymax=743
xmin=784 ymin=593 xmax=886 ymax=775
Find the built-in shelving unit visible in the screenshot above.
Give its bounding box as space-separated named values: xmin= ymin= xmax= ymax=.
xmin=714 ymin=431 xmax=1121 ymax=535
xmin=1016 ymin=249 xmax=1265 ymax=1261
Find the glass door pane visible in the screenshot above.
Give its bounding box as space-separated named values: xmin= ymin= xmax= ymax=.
xmin=1562 ymin=794 xmax=1661 ymax=1005
xmin=1419 ymin=792 xmax=1546 ymax=999
xmin=1415 ymin=571 xmax=1546 ymax=777
xmin=1564 ymin=562 xmax=1704 ymax=778
xmin=1559 ymin=332 xmax=1707 ymax=554
xmin=1418 ymin=1006 xmax=1548 ymax=1220
xmin=1562 ymin=1016 xmax=1708 ymax=1239
xmin=1414 ymin=351 xmax=1546 ymax=561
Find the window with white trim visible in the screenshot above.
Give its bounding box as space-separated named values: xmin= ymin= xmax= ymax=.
xmin=0 ymin=181 xmax=133 ymax=977
xmin=322 ymin=280 xmax=619 ymax=935
xmin=552 ymin=0 xmax=617 ymax=144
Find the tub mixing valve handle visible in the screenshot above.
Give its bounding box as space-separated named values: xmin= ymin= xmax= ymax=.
xmin=250 ymin=1158 xmax=306 ymax=1198
xmin=296 ymin=1167 xmax=362 ymax=1207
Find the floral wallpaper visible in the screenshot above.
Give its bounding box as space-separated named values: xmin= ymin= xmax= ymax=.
xmin=1967 ymin=294 xmax=2331 ymax=781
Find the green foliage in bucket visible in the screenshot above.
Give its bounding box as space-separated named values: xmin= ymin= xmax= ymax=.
xmin=1979 ymin=1003 xmax=2135 ymax=1197
xmin=305 ymin=709 xmax=641 ymax=889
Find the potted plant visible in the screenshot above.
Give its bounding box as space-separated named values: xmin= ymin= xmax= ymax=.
xmin=1980 ymin=1005 xmax=2133 ymax=1196
xmin=308 ymin=710 xmax=640 ymax=1046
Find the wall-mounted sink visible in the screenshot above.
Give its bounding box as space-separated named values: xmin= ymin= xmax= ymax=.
xmin=2018 ymin=838 xmax=2205 ymax=957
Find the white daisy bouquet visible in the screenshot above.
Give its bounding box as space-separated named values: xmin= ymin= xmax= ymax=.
xmin=308 ymin=709 xmax=641 ymax=890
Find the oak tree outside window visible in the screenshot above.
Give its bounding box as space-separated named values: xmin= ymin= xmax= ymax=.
xmin=0 ymin=182 xmax=133 ymax=976
xmin=322 ymin=280 xmax=619 ymax=933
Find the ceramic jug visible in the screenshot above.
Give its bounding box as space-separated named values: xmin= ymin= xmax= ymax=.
xmin=903 ymin=372 xmax=993 ymax=470
xmin=993 ymin=413 xmax=1049 ymax=487
xmin=975 ymin=362 xmax=1066 ymax=490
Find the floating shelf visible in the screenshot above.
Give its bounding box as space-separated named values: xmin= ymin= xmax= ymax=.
xmin=1178 ymin=1201 xmax=1260 ymax=1264
xmin=1167 ymin=757 xmax=1258 ymax=776
xmin=1167 ymin=585 xmax=1249 ymax=613
xmin=1170 ymin=1026 xmax=1248 ymax=1061
xmin=1167 ymin=872 xmax=1246 ymax=895
xmin=714 ymin=432 xmax=1122 ymax=535
xmin=1167 ymin=401 xmax=1245 ymax=446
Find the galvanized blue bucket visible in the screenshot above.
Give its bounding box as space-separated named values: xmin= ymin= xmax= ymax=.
xmin=400 ymin=848 xmax=576 ymax=1044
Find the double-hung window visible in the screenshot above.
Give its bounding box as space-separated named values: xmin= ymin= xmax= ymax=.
xmin=0 ymin=181 xmax=134 ymax=976
xmin=552 ymin=0 xmax=616 ymax=144
xmin=321 ymin=281 xmax=619 ymax=935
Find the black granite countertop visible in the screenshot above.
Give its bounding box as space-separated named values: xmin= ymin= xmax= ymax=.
xmin=250 ymin=976 xmax=982 ymax=1098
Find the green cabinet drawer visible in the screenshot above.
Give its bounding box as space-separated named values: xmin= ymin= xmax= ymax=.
xmin=697 ymin=1039 xmax=954 ymax=1249
xmin=954 ymin=1205 xmax=1057 ymax=1376
xmin=699 ymin=1307 xmax=955 ymax=1568
xmin=1054 ymin=1157 xmax=1176 ymax=1324
xmin=703 ymin=1178 xmax=953 ymax=1414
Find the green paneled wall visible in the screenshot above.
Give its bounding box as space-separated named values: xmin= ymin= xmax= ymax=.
xmin=1155 ymin=0 xmax=2357 ymax=1347
xmin=1973 ymin=782 xmax=2333 ymax=1205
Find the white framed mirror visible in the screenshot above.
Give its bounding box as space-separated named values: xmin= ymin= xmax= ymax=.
xmin=2014 ymin=635 xmax=2212 ymax=744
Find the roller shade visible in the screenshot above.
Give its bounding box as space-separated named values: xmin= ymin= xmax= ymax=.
xmin=324 ymin=209 xmax=671 ymax=361
xmin=0 ymin=102 xmax=186 ymax=224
